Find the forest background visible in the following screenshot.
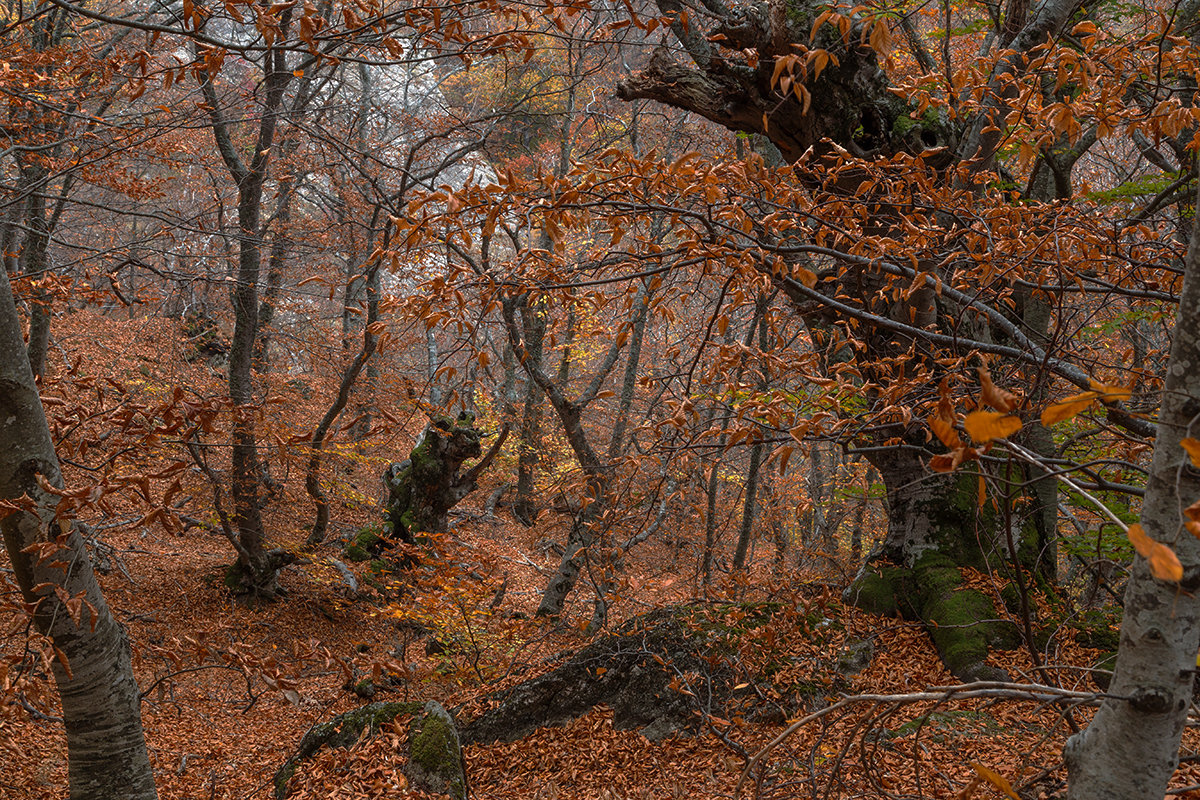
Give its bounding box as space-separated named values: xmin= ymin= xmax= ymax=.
xmin=2 ymin=0 xmax=1200 ymax=797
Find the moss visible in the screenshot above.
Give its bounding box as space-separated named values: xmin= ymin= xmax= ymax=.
xmin=408 ymin=703 xmax=466 ymax=800
xmin=912 ymin=551 xmax=1019 ymax=680
xmin=845 ymin=562 xmax=903 ymax=616
xmin=1091 ymin=651 xmax=1117 ymax=691
xmin=343 ymin=527 xmax=382 ymax=562
xmin=1073 ymin=609 xmax=1121 ymax=651
xmin=890 ymin=709 xmax=1000 ymax=741
xmin=999 ymin=582 xmax=1023 ymax=614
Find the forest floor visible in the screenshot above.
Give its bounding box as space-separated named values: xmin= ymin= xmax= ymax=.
xmin=3 ymin=311 xmax=1200 ymax=800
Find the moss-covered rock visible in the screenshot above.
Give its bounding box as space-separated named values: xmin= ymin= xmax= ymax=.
xmin=273 ymin=701 xmax=422 ymax=800
xmin=408 ymin=702 xmax=467 ymax=800
xmin=343 ymin=526 xmax=384 ymax=562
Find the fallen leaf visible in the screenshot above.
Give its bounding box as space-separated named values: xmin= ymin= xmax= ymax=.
xmin=971 ymin=763 xmax=1020 ymax=800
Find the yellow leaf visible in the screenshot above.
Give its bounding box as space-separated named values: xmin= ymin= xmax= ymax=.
xmin=1041 ymin=391 xmax=1100 ymax=426
xmin=963 ymin=410 xmax=1022 ymax=443
xmin=1181 ymin=437 xmax=1200 ymax=468
xmin=971 ymin=764 xmax=1020 ymax=800
xmin=1127 ymin=524 xmax=1183 ymax=582
xmin=977 ymin=473 xmax=986 ymax=508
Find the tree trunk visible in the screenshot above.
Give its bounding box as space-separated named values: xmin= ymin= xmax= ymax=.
xmin=0 ymin=267 xmax=157 ymax=800
xmin=305 ymin=266 xmax=380 ymax=546
xmin=846 ymin=445 xmax=1029 ymax=680
xmin=607 ymin=280 xmax=653 ymax=460
xmin=1063 ymin=186 xmax=1200 ymax=799
xmin=513 ymin=300 xmax=545 ymax=526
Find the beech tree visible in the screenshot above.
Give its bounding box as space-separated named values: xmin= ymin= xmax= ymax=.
xmin=0 ymin=268 xmax=156 ymax=799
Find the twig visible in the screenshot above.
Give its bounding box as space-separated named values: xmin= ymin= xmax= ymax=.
xmin=735 ymin=682 xmax=1118 ymax=798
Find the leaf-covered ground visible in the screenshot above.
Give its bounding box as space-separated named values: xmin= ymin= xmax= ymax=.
xmin=3 ymin=312 xmax=1199 ymax=800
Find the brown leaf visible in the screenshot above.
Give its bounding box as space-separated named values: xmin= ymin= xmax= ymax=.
xmin=1089 ymin=379 xmax=1132 ymax=404
xmin=971 ymin=763 xmax=1020 ymax=800
xmin=1181 ymin=437 xmax=1200 ymax=468
xmin=978 ymin=367 xmax=1020 ymax=412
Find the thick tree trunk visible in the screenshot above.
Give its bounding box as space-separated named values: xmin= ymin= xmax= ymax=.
xmin=0 ymin=268 xmax=157 ymax=800
xmin=1063 ymin=190 xmax=1200 ymax=798
xmin=846 ymin=446 xmax=1028 ymax=681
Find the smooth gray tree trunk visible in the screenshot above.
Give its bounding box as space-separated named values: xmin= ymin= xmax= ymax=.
xmin=1064 ymin=185 xmax=1200 ymax=799
xmin=0 ymin=268 xmax=157 ymax=800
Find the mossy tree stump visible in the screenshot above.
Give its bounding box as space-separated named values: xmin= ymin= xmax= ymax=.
xmin=381 ymin=413 xmax=508 ymax=551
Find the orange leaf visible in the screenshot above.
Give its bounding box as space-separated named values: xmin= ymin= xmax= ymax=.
xmin=930 ymin=414 xmax=962 ymax=448
xmin=978 ymin=367 xmax=1020 ymax=413
xmin=794 ymin=264 xmax=818 ymax=288
xmin=1089 ymin=379 xmax=1132 ymax=403
xmin=1181 ymin=437 xmax=1200 ymax=468
xmin=971 ymin=764 xmax=1020 ymax=800
xmin=1127 ymin=524 xmax=1183 ymax=582
xmin=977 ymin=473 xmax=986 ymax=508
xmin=1041 ymin=391 xmax=1101 ymax=426
xmin=964 ymin=410 xmax=1022 ymax=443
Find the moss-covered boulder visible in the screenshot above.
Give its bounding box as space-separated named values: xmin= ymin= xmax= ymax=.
xmin=273 ymin=702 xmax=421 ymax=800
xmin=343 ymin=526 xmax=385 ymax=563
xmin=273 ymin=701 xmax=467 ymax=800
xmin=408 ymin=702 xmax=467 ymax=800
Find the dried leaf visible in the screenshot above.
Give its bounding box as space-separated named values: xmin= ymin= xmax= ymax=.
xmin=971 ymin=763 xmax=1020 ymax=800
xmin=1041 ymin=391 xmax=1101 ymax=426
xmin=963 ymin=410 xmax=1022 ymax=443
xmin=1089 ymin=379 xmax=1132 ymax=403
xmin=1127 ymin=524 xmax=1183 ymax=582
xmin=1181 ymin=437 xmax=1200 ymax=468
xmin=929 ymin=414 xmax=962 ymax=448
xmin=978 ymin=367 xmax=1020 ymax=412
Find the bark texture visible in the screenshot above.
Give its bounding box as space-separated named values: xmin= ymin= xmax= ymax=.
xmin=1063 ymin=189 xmax=1200 ymax=798
xmin=0 ymin=268 xmax=157 ymax=800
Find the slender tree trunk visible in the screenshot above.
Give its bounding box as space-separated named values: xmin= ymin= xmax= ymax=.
xmin=733 ymin=443 xmax=763 ymax=571
xmin=606 ymin=280 xmax=652 ymax=460
xmin=1064 ymin=187 xmax=1200 ymax=799
xmin=733 ymin=295 xmax=770 ymax=571
xmin=0 ymin=267 xmax=157 ymax=800
xmin=513 ymin=300 xmax=545 ymax=526
xmin=306 ymin=266 xmax=379 ymax=546
xmin=19 ymin=160 xmax=51 ymax=379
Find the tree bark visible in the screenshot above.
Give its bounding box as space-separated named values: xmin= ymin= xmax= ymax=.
xmin=0 ymin=267 xmax=157 ymax=800
xmin=1063 ymin=185 xmax=1200 ymax=799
